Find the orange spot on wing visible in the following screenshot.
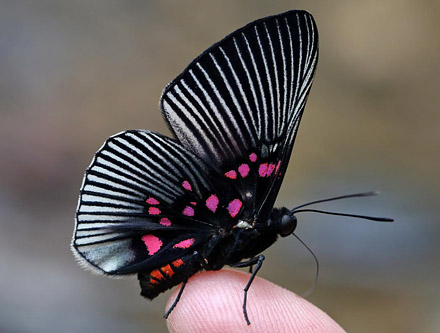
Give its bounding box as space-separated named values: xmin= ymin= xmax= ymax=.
xmin=150 ymin=278 xmax=159 ymax=285
xmin=172 ymin=258 xmax=184 ymax=267
xmin=150 ymin=269 xmax=165 ymax=281
xmin=161 ymin=264 xmax=175 ymax=277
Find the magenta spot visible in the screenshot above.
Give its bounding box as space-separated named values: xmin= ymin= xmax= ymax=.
xmin=224 ymin=170 xmax=237 ymax=179
xmin=227 ymin=199 xmax=242 ymax=218
xmin=160 ymin=217 xmax=172 ymax=227
xmin=173 ymin=238 xmax=195 ymax=249
xmin=142 ymin=234 xmax=162 ymax=255
xmin=275 ymin=160 xmax=281 ymax=173
xmin=182 ymin=180 xmax=192 ymax=191
xmin=258 ymin=163 xmax=269 ymax=177
xmin=182 ymin=206 xmax=194 ymax=217
xmin=148 ymin=207 xmax=161 ymax=215
xmin=249 ymin=153 xmax=257 ymax=162
xmin=238 ymin=164 xmax=250 ymax=178
xmin=206 ymin=194 xmax=219 ymax=213
xmin=190 ymin=201 xmax=197 ymax=206
xmin=266 ymin=163 xmax=276 ymax=176
xmin=146 ymin=197 xmax=160 ymax=205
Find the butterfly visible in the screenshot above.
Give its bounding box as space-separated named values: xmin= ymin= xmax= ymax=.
xmin=71 ymin=10 xmax=392 ymax=325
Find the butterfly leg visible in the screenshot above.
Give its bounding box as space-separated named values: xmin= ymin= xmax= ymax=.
xmin=164 ymin=251 xmax=207 ymax=319
xmin=230 ymin=254 xmax=265 ymax=325
xmin=193 ymin=250 xmax=210 ymax=269
xmin=164 ymin=279 xmax=187 ymax=320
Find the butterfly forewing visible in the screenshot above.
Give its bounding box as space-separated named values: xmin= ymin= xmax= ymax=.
xmin=161 ymin=11 xmax=318 ymax=223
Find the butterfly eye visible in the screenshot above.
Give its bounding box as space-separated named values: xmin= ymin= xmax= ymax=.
xmin=279 ymin=214 xmax=297 ymax=237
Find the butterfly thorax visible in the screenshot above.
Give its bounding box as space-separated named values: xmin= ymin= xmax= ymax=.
xmin=200 ymin=207 xmax=296 ymax=270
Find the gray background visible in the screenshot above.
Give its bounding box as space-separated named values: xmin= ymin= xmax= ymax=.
xmin=1 ymin=1 xmax=439 ymax=332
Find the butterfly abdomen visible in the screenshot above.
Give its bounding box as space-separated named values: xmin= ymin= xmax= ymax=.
xmin=138 ymin=253 xmax=202 ymax=299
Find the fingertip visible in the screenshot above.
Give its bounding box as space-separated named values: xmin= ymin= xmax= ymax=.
xmin=166 ymin=269 xmax=345 ymax=333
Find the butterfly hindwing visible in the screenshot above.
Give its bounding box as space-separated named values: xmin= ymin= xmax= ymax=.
xmin=161 ymin=10 xmax=318 ymax=223
xmin=73 ymin=130 xmax=245 ymax=275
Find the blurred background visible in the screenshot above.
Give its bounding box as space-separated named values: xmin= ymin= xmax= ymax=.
xmin=1 ymin=1 xmax=439 ymax=332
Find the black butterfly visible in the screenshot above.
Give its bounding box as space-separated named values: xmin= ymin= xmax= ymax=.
xmin=72 ymin=10 xmax=392 ymax=325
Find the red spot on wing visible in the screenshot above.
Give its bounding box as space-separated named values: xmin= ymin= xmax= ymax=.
xmin=267 ymin=163 xmax=276 ymax=176
xmin=238 ymin=164 xmax=250 ymax=178
xmin=224 ymin=170 xmax=237 ymax=179
xmin=190 ymin=201 xmax=197 ymax=206
xmin=151 ymin=269 xmax=165 ymax=281
xmin=172 ymin=259 xmax=184 ymax=267
xmin=142 ymin=234 xmax=162 ymax=255
xmin=160 ymin=217 xmax=172 ymax=227
xmin=150 ymin=278 xmax=160 ymax=285
xmin=146 ymin=197 xmax=160 ymax=205
xmin=275 ymin=160 xmax=281 ymax=173
xmin=249 ymin=153 xmax=257 ymax=162
xmin=182 ymin=206 xmax=194 ymax=216
xmin=227 ymin=199 xmax=243 ymax=218
xmin=161 ymin=264 xmax=175 ymax=277
xmin=148 ymin=207 xmax=161 ymax=215
xmin=206 ymin=194 xmax=219 ymax=212
xmin=182 ymin=180 xmax=192 ymax=191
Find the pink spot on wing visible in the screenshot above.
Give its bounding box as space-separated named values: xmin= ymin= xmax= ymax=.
xmin=259 ymin=163 xmax=269 ymax=177
xmin=227 ymin=199 xmax=242 ymax=218
xmin=205 ymin=194 xmax=219 ymax=213
xmin=266 ymin=163 xmax=276 ymax=176
xmin=238 ymin=164 xmax=250 ymax=178
xmin=224 ymin=170 xmax=237 ymax=179
xmin=182 ymin=180 xmax=192 ymax=191
xmin=190 ymin=201 xmax=197 ymax=206
xmin=146 ymin=197 xmax=160 ymax=205
xmin=183 ymin=206 xmax=194 ymax=216
xmin=142 ymin=234 xmax=162 ymax=255
xmin=148 ymin=207 xmax=161 ymax=215
xmin=160 ymin=217 xmax=172 ymax=227
xmin=173 ymin=238 xmax=195 ymax=249
xmin=275 ymin=160 xmax=281 ymax=173
xmin=249 ymin=153 xmax=257 ymax=162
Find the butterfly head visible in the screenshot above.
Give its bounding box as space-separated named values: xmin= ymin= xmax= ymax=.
xmin=279 ymin=214 xmax=298 ymax=237
xmin=267 ymin=207 xmax=298 ymax=238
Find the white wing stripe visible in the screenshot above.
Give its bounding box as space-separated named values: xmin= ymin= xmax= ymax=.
xmin=178 ymin=79 xmax=231 ymax=160
xmin=233 ymin=37 xmax=262 ymax=137
xmin=195 ymin=63 xmax=245 ymax=152
xmin=254 ymin=26 xmax=274 ymax=141
xmin=276 ymin=19 xmax=288 ymax=136
xmin=210 ymin=52 xmax=256 ymax=147
xmin=264 ymin=22 xmax=280 ymax=139
xmin=188 ymin=68 xmax=238 ymax=157
xmin=242 ymin=32 xmax=267 ymax=138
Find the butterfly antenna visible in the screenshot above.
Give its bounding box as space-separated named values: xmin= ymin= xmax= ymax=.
xmin=290 ymin=191 xmax=394 ymax=222
xmin=292 ymin=209 xmax=393 ymax=222
xmin=292 ymin=233 xmax=319 ymax=298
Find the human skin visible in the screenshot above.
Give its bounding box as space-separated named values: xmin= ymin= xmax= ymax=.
xmin=166 ymin=269 xmax=346 ymax=333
